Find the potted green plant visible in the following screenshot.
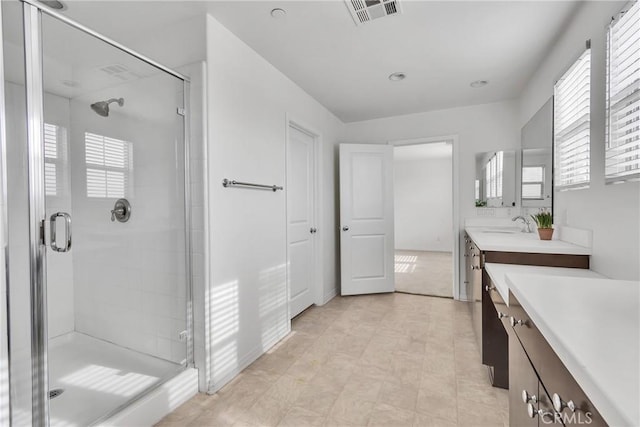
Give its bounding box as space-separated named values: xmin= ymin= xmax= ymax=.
xmin=531 ymin=210 xmax=554 ymax=240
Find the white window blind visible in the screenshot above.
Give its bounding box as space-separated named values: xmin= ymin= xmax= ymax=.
xmin=554 ymin=49 xmax=591 ymax=189
xmin=85 ymin=132 xmax=131 ymax=198
xmin=485 ymin=152 xmax=503 ymax=199
xmin=522 ymin=166 xmax=544 ymax=199
xmin=606 ymin=0 xmax=640 ymax=182
xmin=44 ymin=123 xmax=58 ymax=196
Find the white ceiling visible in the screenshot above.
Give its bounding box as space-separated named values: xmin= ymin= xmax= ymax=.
xmin=204 ymin=0 xmax=580 ymax=122
xmin=9 ymin=0 xmax=580 ymax=124
xmin=394 ymin=142 xmax=452 ymax=161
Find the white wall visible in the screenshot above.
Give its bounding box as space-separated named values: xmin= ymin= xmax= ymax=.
xmin=518 ymin=0 xmax=639 ymax=281
xmin=394 ymin=156 xmax=453 ymax=252
xmin=344 ymin=100 xmax=521 ymax=298
xmin=205 ymin=14 xmax=344 ymax=391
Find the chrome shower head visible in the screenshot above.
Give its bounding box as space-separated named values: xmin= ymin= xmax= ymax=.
xmin=90 ymin=97 xmax=124 ymax=117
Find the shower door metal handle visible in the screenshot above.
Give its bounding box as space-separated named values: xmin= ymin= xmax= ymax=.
xmin=50 ymin=212 xmax=72 ymax=252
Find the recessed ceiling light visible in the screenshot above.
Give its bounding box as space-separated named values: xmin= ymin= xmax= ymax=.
xmin=470 ymin=80 xmax=488 ymax=88
xmin=389 ymin=72 xmax=406 ymax=81
xmin=37 ymin=0 xmax=66 ymax=10
xmin=270 ymin=8 xmax=287 ymax=19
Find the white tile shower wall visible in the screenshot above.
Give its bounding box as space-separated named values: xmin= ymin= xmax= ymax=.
xmin=71 ymin=74 xmax=188 ymax=364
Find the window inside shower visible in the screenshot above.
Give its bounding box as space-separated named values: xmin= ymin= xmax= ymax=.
xmin=1 ymin=2 xmax=192 ymax=426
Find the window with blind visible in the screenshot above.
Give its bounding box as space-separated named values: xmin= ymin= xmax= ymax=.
xmin=44 ymin=123 xmax=59 ymax=196
xmin=554 ymin=48 xmax=591 ymax=189
xmin=484 ymin=152 xmax=503 ymax=199
xmin=85 ymin=132 xmax=132 ymax=198
xmin=606 ymin=0 xmax=640 ymax=182
xmin=522 ymin=166 xmax=545 ymax=199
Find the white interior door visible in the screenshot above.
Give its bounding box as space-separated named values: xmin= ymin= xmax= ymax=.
xmin=339 ymin=144 xmax=394 ymax=295
xmin=287 ymin=125 xmax=316 ymax=318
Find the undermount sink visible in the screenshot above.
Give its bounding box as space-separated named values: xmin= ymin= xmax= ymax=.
xmin=478 ymin=227 xmax=520 ymax=234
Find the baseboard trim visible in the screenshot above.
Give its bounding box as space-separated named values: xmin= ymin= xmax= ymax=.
xmin=320 ymin=287 xmax=337 ymax=305
xmin=207 ymin=326 xmax=291 ymax=394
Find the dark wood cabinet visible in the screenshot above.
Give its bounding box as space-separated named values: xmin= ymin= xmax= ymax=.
xmin=465 ymin=231 xmax=590 ymax=390
xmin=510 ymin=332 xmax=566 ymax=426
xmin=483 ymin=270 xmax=508 ymax=388
xmin=510 ymin=293 xmax=607 ymax=427
xmin=509 ymin=332 xmax=539 ymax=427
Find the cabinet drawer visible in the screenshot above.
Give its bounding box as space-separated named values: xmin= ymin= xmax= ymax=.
xmin=509 ymin=294 xmax=607 ymax=427
xmin=486 ymin=276 xmax=510 ymax=331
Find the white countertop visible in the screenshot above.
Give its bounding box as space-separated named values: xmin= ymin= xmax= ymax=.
xmin=506 ymin=274 xmax=640 ymax=427
xmin=466 ymin=227 xmax=592 ymax=255
xmin=484 ymin=263 xmax=604 ymax=305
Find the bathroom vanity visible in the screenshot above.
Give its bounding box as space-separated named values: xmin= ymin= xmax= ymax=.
xmin=506 ymin=274 xmax=639 ymax=427
xmin=463 ymin=227 xmax=591 ymax=388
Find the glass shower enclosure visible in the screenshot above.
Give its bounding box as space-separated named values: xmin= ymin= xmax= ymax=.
xmin=1 ymin=0 xmax=194 ymax=425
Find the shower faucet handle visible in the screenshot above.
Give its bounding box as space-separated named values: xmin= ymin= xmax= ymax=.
xmin=110 ymin=207 xmax=124 ymax=222
xmin=111 ymin=198 xmax=131 ymax=223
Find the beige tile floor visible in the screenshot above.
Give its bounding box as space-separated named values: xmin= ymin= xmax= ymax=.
xmin=395 ymin=251 xmax=453 ymax=298
xmin=156 ymin=293 xmax=508 ymax=427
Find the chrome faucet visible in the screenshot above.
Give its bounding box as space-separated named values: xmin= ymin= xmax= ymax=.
xmin=512 ymin=215 xmax=533 ymax=233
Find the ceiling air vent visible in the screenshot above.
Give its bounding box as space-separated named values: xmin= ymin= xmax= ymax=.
xmin=345 ymin=0 xmax=402 ymax=26
xmin=97 ymin=64 xmax=141 ymax=82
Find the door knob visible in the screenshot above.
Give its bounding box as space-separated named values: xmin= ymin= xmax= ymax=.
xmin=342 ymin=226 xmax=349 ymax=231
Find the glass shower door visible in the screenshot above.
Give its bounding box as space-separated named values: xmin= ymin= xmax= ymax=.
xmin=40 ymin=11 xmax=190 ymax=427
xmin=3 ymin=2 xmax=192 ymax=425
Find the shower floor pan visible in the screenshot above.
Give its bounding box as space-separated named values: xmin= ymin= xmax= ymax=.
xmin=48 ymin=332 xmax=183 ymax=427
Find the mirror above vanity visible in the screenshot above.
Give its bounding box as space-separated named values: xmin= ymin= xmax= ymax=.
xmin=520 ymin=97 xmax=553 ymax=212
xmin=474 ymin=150 xmax=517 ymax=208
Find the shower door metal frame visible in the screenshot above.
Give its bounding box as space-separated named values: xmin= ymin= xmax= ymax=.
xmin=14 ymin=1 xmax=195 ymax=426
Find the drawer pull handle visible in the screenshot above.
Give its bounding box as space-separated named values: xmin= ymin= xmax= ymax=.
xmin=522 ymin=390 xmax=537 ymax=404
xmin=497 ymin=312 xmax=508 ymax=319
xmin=510 ymin=317 xmax=527 ymax=327
xmin=472 ymin=266 xmax=481 ymax=270
xmin=552 ymin=393 xmax=576 ymax=413
xmin=527 ymin=403 xmax=554 ymax=420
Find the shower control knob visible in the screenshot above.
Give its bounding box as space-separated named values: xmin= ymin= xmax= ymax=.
xmin=111 ymin=198 xmax=131 ymax=223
